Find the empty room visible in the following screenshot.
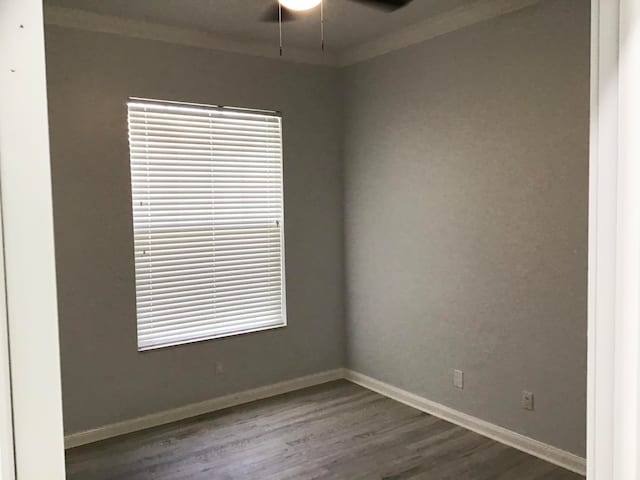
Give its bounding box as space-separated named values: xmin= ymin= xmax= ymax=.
xmin=7 ymin=0 xmax=625 ymax=478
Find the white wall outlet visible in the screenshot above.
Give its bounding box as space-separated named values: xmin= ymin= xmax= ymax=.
xmin=215 ymin=361 xmax=225 ymax=374
xmin=521 ymin=390 xmax=534 ymax=410
xmin=453 ymin=369 xmax=464 ymax=389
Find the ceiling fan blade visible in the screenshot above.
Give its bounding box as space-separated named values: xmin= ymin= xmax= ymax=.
xmin=348 ymin=0 xmax=413 ymax=11
xmin=261 ymin=2 xmax=299 ymax=22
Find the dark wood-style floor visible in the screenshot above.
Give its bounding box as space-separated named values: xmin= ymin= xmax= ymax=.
xmin=66 ymin=380 xmax=585 ymax=480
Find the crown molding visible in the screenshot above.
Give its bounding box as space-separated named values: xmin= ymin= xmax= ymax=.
xmin=44 ymin=6 xmax=339 ymax=67
xmin=45 ymin=0 xmax=542 ymax=68
xmin=337 ymin=0 xmax=543 ymax=66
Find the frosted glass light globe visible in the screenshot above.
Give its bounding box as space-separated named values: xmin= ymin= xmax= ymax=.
xmin=279 ymin=0 xmax=321 ymax=11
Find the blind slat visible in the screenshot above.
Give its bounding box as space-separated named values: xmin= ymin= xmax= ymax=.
xmin=137 ymin=300 xmax=282 ymax=324
xmin=137 ymin=279 xmax=282 ymax=299
xmin=138 ymin=317 xmax=283 ymax=347
xmin=138 ymin=313 xmax=283 ymax=335
xmin=135 ymin=262 xmax=281 ymax=280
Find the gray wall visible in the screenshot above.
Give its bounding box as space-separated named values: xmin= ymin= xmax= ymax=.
xmin=343 ymin=0 xmax=589 ymax=456
xmin=46 ymin=0 xmax=590 ymax=455
xmin=45 ymin=26 xmax=345 ymax=435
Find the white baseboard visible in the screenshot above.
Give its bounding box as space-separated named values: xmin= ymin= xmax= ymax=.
xmin=64 ymin=368 xmax=346 ymax=449
xmin=344 ymin=370 xmax=586 ymax=476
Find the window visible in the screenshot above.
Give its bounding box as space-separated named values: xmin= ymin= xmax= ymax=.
xmin=127 ymin=98 xmax=286 ymax=350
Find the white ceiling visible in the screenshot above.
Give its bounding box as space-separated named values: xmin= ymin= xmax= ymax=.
xmin=44 ymin=0 xmax=477 ymax=51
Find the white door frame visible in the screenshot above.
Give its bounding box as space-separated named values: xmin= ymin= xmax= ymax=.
xmin=588 ymin=0 xmax=640 ymax=479
xmin=0 ymin=211 xmax=14 ymax=480
xmin=0 ymin=0 xmax=67 ymax=478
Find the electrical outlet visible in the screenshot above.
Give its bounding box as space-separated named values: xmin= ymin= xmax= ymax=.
xmin=215 ymin=361 xmax=225 ymax=374
xmin=521 ymin=390 xmax=534 ymax=410
xmin=453 ymin=369 xmax=464 ymax=389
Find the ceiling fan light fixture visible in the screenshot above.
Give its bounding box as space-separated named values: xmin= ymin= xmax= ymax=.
xmin=278 ymin=0 xmax=321 ymax=12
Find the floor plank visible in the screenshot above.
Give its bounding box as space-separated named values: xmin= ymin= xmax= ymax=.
xmin=65 ymin=380 xmax=585 ymax=480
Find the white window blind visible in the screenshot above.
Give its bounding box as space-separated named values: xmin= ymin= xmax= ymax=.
xmin=127 ymin=98 xmax=286 ymax=350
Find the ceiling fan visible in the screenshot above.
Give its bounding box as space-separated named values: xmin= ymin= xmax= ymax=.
xmin=262 ymin=0 xmax=413 ymax=55
xmin=262 ymin=0 xmax=413 ymax=22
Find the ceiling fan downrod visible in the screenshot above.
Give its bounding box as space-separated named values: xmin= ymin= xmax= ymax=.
xmin=279 ymin=3 xmax=283 ymax=56
xmin=321 ymin=0 xmax=325 ymax=51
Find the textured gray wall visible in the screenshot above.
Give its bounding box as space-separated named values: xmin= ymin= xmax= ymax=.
xmin=45 ymin=26 xmax=345 ymax=435
xmin=343 ymin=0 xmax=589 ymax=456
xmin=46 ymin=0 xmax=589 ymax=454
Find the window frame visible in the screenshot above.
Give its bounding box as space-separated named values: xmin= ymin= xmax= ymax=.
xmin=127 ymin=97 xmax=287 ymax=351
